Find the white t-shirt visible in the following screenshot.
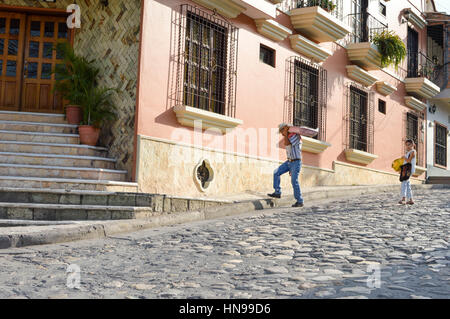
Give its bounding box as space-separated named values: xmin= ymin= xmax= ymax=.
xmin=404 ymin=150 xmax=416 ymax=174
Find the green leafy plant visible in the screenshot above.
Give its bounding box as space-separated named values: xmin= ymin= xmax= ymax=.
xmin=81 ymin=86 xmax=117 ymax=128
xmin=320 ymin=0 xmax=336 ymax=12
xmin=53 ymin=42 xmax=118 ymax=129
xmin=53 ymin=42 xmax=99 ymax=106
xmin=297 ymin=0 xmax=336 ymax=12
xmin=372 ymin=30 xmax=407 ymax=68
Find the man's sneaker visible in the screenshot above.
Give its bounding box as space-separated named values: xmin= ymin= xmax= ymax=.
xmin=292 ymin=202 xmax=304 ymax=207
xmin=267 ymin=192 xmax=281 ymax=198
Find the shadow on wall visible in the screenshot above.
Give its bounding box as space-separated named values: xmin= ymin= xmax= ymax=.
xmin=146 ymin=0 xmax=186 ymax=129
xmin=167 ymin=2 xmax=180 ymax=113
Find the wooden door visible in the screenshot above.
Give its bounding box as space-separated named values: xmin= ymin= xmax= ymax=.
xmin=0 ymin=12 xmax=26 ymax=111
xmin=22 ymin=15 xmax=70 ymax=113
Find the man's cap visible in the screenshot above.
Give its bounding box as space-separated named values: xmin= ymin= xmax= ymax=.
xmin=278 ymin=123 xmax=289 ymax=132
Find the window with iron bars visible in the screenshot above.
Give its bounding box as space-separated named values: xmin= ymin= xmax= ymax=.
xmin=344 ymin=84 xmax=374 ymax=154
xmin=404 ymin=112 xmax=424 ymax=167
xmin=435 ymin=123 xmax=447 ymax=167
xmin=288 ymin=56 xmax=327 ymax=141
xmin=176 ymin=5 xmax=238 ymax=117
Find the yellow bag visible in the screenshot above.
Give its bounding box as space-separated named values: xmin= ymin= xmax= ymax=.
xmin=392 ymin=158 xmax=404 ymax=172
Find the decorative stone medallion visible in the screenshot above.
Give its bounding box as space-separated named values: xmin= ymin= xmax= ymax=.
xmin=194 ymin=159 xmax=214 ymax=192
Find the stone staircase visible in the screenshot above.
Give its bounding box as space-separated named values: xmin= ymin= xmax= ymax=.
xmin=0 ymin=110 xmax=144 ymax=221
xmin=0 ymin=110 xmax=138 ymax=192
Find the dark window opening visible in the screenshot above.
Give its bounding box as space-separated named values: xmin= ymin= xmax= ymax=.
xmin=378 ymin=99 xmax=386 ymax=114
xmin=293 ymin=60 xmax=319 ymax=131
xmin=379 ymin=2 xmax=386 ymax=16
xmin=183 ymin=12 xmax=227 ymax=115
xmin=435 ymin=123 xmax=447 ymax=167
xmin=260 ymin=44 xmax=275 ymax=67
xmin=405 ymin=112 xmax=423 ymax=166
xmin=349 ymin=86 xmax=368 ymax=152
xmin=288 ymin=56 xmax=327 ymax=141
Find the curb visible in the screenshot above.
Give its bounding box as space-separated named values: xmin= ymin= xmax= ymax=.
xmin=0 ymin=184 xmax=449 ymax=249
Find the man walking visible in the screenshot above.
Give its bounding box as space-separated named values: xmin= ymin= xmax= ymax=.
xmin=268 ymin=123 xmax=304 ymax=207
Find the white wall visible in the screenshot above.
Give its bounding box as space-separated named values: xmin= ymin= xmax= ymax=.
xmin=427 ymin=101 xmax=450 ymax=176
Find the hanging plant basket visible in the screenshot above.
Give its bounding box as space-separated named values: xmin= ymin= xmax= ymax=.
xmin=372 ymin=30 xmax=407 ymax=68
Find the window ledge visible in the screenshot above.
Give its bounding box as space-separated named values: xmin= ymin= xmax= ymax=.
xmin=405 ymin=77 xmax=440 ymax=99
xmin=412 ymin=165 xmax=427 ymax=177
xmin=345 ymin=148 xmax=378 ymax=165
xmin=289 ymin=6 xmax=351 ymax=43
xmin=173 ymin=105 xmax=243 ymax=133
xmin=289 ymin=34 xmax=332 ymax=62
xmin=376 ymin=81 xmax=397 ymax=96
xmin=346 ymin=65 xmax=379 ymax=87
xmin=346 ymin=42 xmax=381 ymax=71
xmin=255 ymin=19 xmax=292 ymax=42
xmin=191 ymin=0 xmax=246 ymax=19
xmin=301 ymin=136 xmax=331 ymax=154
xmin=404 ymin=96 xmax=426 ymax=112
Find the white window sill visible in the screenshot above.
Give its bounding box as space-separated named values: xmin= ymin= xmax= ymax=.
xmin=302 ymin=136 xmax=331 ymax=154
xmin=345 ymin=148 xmax=378 ymax=165
xmin=173 ymin=105 xmax=243 ymax=133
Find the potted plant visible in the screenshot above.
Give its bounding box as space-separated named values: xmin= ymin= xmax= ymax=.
xmin=297 ymin=0 xmax=336 ymax=12
xmin=372 ymin=30 xmax=407 ymax=68
xmin=320 ymin=0 xmax=336 ymax=12
xmin=78 ymin=86 xmax=117 ymax=146
xmin=53 ymin=42 xmax=98 ymax=125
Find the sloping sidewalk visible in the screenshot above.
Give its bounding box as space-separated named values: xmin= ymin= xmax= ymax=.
xmin=0 ymin=184 xmax=448 ymax=249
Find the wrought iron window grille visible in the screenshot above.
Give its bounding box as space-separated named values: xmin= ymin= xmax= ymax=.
xmin=403 ymin=111 xmax=425 ymax=167
xmin=287 ymin=56 xmax=327 ymax=141
xmin=344 ymin=82 xmax=374 ymax=154
xmin=175 ymin=4 xmax=238 ymax=118
xmin=435 ymin=123 xmax=447 ymax=167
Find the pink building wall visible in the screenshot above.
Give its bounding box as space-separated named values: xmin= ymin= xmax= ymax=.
xmin=135 ymin=0 xmax=429 ymax=181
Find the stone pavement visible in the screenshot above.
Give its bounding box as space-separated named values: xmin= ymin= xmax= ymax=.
xmin=0 ymin=189 xmax=448 ymax=299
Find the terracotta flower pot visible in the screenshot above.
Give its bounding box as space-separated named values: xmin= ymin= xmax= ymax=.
xmin=79 ymin=125 xmax=100 ymax=146
xmin=65 ymin=105 xmax=82 ymax=125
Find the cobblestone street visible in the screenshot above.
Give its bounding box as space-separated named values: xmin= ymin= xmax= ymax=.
xmin=0 ymin=189 xmax=449 ymax=299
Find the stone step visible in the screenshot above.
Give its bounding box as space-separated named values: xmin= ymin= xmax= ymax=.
xmin=0 ymin=163 xmax=127 ymax=181
xmin=0 ymin=176 xmax=138 ymax=192
xmin=0 ymin=188 xmax=152 ymax=207
xmin=0 ymin=110 xmax=66 ymax=124
xmin=0 ymin=188 xmax=227 ymax=221
xmin=0 ymin=140 xmax=108 ymax=157
xmin=0 ymin=120 xmax=77 ymax=134
xmin=426 ymin=176 xmax=450 ymax=184
xmin=0 ymin=152 xmax=116 ymax=169
xmin=0 ymin=130 xmax=79 ymax=144
xmin=0 ymin=202 xmax=153 ymax=221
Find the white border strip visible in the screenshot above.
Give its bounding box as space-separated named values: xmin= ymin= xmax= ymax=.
xmin=137 ymin=135 xmax=423 ymax=180
xmin=139 ymin=134 xmax=334 ymax=173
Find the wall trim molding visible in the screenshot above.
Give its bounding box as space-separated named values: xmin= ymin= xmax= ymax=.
xmin=136 ymin=135 xmax=423 ymax=181
xmin=333 ymin=160 xmax=421 ymax=181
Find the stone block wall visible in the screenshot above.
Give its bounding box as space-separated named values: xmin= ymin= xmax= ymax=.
xmin=1 ymin=0 xmax=141 ymax=179
xmin=136 ymin=136 xmax=424 ymax=198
